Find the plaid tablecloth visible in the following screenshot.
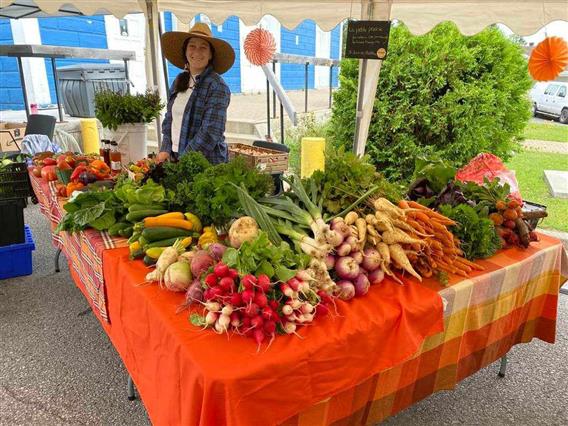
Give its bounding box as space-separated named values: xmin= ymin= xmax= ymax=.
xmin=282 ymin=234 xmax=568 ymax=425
xmin=30 ymin=173 xmax=128 ymax=322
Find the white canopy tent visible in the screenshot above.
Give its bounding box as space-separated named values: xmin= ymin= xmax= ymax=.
xmin=2 ymin=0 xmax=567 ymax=153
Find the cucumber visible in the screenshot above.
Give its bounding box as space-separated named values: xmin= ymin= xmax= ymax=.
xmin=128 ymin=204 xmax=166 ymax=212
xmin=143 ymin=255 xmax=157 ymax=266
xmin=127 ymin=231 xmax=141 ymax=244
xmin=108 ymin=222 xmax=129 ymax=237
xmin=118 ymin=226 xmax=134 ymax=238
xmin=125 ymin=209 xmax=168 ymax=222
xmin=141 ymin=227 xmax=192 ymax=242
xmin=144 ymin=236 xmax=188 ymax=248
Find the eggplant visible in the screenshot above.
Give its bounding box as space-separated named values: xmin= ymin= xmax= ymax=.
xmin=78 ymin=171 xmax=98 ymax=185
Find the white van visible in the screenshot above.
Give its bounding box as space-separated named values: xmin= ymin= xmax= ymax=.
xmin=530 ymin=81 xmax=568 ymax=124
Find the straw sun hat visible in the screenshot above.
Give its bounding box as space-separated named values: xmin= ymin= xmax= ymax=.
xmin=161 ymin=23 xmax=235 ymax=74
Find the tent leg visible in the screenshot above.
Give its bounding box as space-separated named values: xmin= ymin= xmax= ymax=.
xmin=127 ymin=375 xmax=136 ymax=401
xmin=54 ymin=248 xmax=61 ymax=273
xmin=498 ymin=354 xmax=508 ymax=378
xmin=16 ymin=57 xmax=30 ymax=119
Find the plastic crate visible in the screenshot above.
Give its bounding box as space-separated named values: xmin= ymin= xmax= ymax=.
xmin=0 ymin=162 xmax=30 ymax=200
xmin=228 ymin=143 xmax=289 ymax=174
xmin=0 ymin=225 xmax=35 ymax=280
xmin=0 ymin=197 xmax=25 ymax=247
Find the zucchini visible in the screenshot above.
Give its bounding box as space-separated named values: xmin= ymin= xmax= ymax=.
xmin=125 ymin=209 xmax=168 ymax=222
xmin=128 ymin=203 xmax=166 ymax=212
xmin=141 ymin=227 xmax=192 ymax=242
xmin=144 ymin=237 xmax=184 ymax=248
xmin=143 ymin=255 xmax=157 ymax=266
xmin=118 ymin=226 xmax=134 ymax=238
xmin=127 ymin=231 xmax=141 ymax=245
xmin=138 ymin=236 xmax=149 ymax=247
xmin=108 ymin=222 xmax=129 ymax=237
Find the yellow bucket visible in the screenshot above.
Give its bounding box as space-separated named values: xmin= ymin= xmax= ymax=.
xmin=300 ymin=137 xmax=326 ymax=178
xmin=80 ymin=118 xmax=100 ymax=155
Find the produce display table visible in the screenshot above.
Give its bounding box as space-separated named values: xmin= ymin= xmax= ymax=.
xmin=32 ymin=174 xmax=568 ymax=425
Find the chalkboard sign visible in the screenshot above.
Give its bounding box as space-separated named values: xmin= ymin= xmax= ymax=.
xmin=345 ymin=20 xmax=391 ymax=60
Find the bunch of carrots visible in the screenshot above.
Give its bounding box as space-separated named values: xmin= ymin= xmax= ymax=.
xmin=398 ymin=200 xmax=484 ymax=279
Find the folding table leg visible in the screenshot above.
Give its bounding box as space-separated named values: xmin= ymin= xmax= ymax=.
xmin=127 ymin=375 xmax=136 ymax=401
xmin=498 ymin=354 xmax=508 ymax=378
xmin=54 ymin=248 xmax=62 ymax=273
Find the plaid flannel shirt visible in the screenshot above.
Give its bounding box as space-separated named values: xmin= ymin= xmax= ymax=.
xmin=160 ymin=66 xmax=230 ymax=164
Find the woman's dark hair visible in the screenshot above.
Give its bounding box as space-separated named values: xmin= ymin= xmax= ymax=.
xmin=172 ymin=37 xmax=215 ymax=93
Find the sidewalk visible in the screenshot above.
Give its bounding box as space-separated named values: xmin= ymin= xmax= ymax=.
xmin=523 ymin=139 xmax=568 ymax=154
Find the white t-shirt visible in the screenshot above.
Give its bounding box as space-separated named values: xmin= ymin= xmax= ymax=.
xmin=171 ymin=88 xmax=193 ymax=153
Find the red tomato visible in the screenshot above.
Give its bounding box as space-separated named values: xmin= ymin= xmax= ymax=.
xmin=32 ymin=166 xmax=42 ymax=177
xmin=40 ymin=165 xmax=57 ymax=181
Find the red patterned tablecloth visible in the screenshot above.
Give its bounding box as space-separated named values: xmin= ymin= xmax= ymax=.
xmin=30 ymin=173 xmax=128 ymax=322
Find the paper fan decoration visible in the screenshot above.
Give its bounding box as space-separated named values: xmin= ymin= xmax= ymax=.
xmin=244 ymin=28 xmax=276 ymax=66
xmin=528 ymin=36 xmax=568 ymax=81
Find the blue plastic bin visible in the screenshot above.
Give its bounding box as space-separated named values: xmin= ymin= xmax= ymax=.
xmin=0 ymin=225 xmax=35 ymax=280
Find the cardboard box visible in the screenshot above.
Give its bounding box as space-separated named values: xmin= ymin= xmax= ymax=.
xmin=0 ymin=122 xmax=26 ymax=152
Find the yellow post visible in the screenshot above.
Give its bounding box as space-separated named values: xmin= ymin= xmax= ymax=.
xmin=80 ymin=118 xmax=100 ymax=155
xmin=300 ymin=137 xmax=326 ymax=178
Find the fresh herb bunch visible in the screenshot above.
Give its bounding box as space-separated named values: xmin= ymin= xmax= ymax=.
xmin=222 ymin=232 xmax=310 ymax=282
xmin=162 ymin=151 xmax=211 ymax=191
xmin=304 ymin=147 xmax=403 ymax=217
xmin=458 ymin=177 xmax=512 ymax=216
xmin=439 ymin=203 xmax=502 ymax=260
xmin=95 ymin=90 xmax=163 ymax=131
xmin=182 ymin=157 xmax=273 ymax=227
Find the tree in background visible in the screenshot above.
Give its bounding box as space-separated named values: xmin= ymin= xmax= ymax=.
xmin=331 ymin=23 xmax=532 ymax=182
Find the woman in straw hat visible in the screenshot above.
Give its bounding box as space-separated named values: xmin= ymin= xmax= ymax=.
xmin=157 ymin=23 xmax=235 ymax=164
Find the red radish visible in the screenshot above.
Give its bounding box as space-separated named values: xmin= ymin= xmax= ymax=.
xmin=269 ymin=300 xmax=279 ymax=310
xmin=280 ymin=283 xmax=294 ymax=297
xmin=351 ymin=251 xmax=363 ymax=264
xmin=336 ymin=280 xmax=355 ymax=300
xmin=335 ymin=256 xmax=360 ymax=280
xmin=221 ymin=304 xmax=234 ymax=316
xmin=254 ymin=292 xmax=268 ymax=308
xmin=228 ymin=268 xmax=239 ymax=279
xmin=261 ymin=307 xmax=274 ymax=320
xmin=336 ymin=243 xmax=351 ymax=257
xmin=282 ymin=305 xmax=293 ymax=316
xmin=241 ymin=274 xmax=257 ymax=290
xmin=204 ymin=273 xmax=218 ymax=287
xmin=253 ymin=329 xmax=265 ymax=346
xmin=325 ymin=254 xmax=336 ymax=270
xmin=241 ymin=289 xmax=255 ymax=304
xmin=257 ymin=274 xmax=271 ymax=290
xmin=283 ymin=322 xmax=297 ymax=334
xmin=230 ymin=311 xmax=241 ymax=328
xmin=214 ymin=262 xmax=229 ymax=278
xmin=218 ymin=277 xmax=235 ymax=291
xmin=295 ymin=270 xmax=313 ymax=282
xmin=208 ymin=286 xmax=224 ymax=300
xmin=353 ymin=274 xmax=370 ymax=296
xmin=300 ymin=303 xmax=314 ymax=314
xmin=317 ymin=290 xmax=332 ymax=303
xmin=251 ymin=316 xmax=264 ymax=329
xmin=303 ymin=313 xmax=314 ymax=323
xmin=263 ymin=320 xmax=276 ymax=334
xmin=205 ymin=311 xmax=218 ymax=325
xmin=217 ymin=314 xmax=231 ymax=329
xmin=245 ymin=303 xmax=259 ymax=317
xmin=242 ymin=317 xmax=251 ymax=327
xmin=368 ymin=268 xmax=385 ymax=285
xmin=203 ymin=288 xmax=213 ymax=301
xmin=315 ymin=303 xmax=329 ymax=317
xmin=204 ymin=301 xmax=221 ymax=312
xmin=229 ymin=292 xmax=243 ymax=306
xmin=287 ymin=278 xmax=301 ymax=291
xmin=362 ymin=248 xmax=381 ymax=272
xmin=190 ymin=251 xmax=215 ymax=278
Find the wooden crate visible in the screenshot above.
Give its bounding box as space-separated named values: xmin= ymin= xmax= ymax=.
xmin=228 ymin=143 xmax=288 ymax=174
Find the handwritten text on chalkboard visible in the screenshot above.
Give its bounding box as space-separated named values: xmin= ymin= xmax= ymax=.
xmin=345 ymin=20 xmax=391 ymax=60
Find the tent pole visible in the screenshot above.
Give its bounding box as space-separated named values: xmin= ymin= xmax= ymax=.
xmin=352 ymin=0 xmax=391 ymax=156
xmin=145 ymin=0 xmax=162 ymax=147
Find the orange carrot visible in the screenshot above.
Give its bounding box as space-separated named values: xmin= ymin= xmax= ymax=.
xmin=398 ymin=200 xmax=410 ymax=209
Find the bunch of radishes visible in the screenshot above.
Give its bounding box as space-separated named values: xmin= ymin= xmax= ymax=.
xmin=326 ymin=217 xmax=385 ymax=301
xmin=194 ymin=262 xmax=329 ymax=349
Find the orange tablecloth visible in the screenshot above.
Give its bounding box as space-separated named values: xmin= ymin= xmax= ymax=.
xmin=95 ymin=247 xmax=443 ymax=426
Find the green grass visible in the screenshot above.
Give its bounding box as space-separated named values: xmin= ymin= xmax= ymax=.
xmin=523 ymin=122 xmax=568 ymax=143
xmin=505 ymin=150 xmax=568 ymax=232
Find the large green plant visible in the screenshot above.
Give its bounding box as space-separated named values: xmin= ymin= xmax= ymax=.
xmin=95 ymin=90 xmax=164 ymax=130
xmin=331 ymin=23 xmax=532 ymax=182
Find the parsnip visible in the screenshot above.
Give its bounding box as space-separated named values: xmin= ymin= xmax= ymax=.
xmin=345 ymin=211 xmax=359 ymax=225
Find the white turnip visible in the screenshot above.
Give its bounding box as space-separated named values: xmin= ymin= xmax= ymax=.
xmin=362 ymin=248 xmax=381 ymax=272
xmin=163 ymin=261 xmax=192 ymax=292
xmin=325 ymin=254 xmax=336 ymax=270
xmin=336 ymin=281 xmax=355 ymax=300
xmin=351 ymin=251 xmax=364 ymax=264
xmin=330 ymin=219 xmax=352 ymax=239
xmin=336 ymin=243 xmax=351 ymax=257
xmin=353 ymin=274 xmax=370 ymax=296
xmin=335 ymin=256 xmax=360 ymax=280
xmin=228 ymin=216 xmax=259 ymax=248
xmin=327 ymin=230 xmax=344 ymax=248
xmin=368 ymin=268 xmax=385 ymax=285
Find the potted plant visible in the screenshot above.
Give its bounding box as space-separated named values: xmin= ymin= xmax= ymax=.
xmin=95 ymin=90 xmax=163 ymax=163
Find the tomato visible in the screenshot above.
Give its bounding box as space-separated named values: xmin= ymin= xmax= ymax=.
xmin=32 ymin=166 xmax=42 ymax=177
xmin=57 ymin=159 xmax=72 ymax=170
xmin=40 ymin=165 xmax=57 ymax=181
xmin=42 ymin=157 xmax=57 ymax=166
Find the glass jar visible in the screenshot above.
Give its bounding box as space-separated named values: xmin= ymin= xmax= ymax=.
xmin=109 ymin=141 xmax=122 ymax=173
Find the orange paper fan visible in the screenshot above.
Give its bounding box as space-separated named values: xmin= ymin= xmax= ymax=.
xmin=528 ymin=36 xmax=568 ymax=81
xmin=244 ymin=28 xmax=276 ymax=66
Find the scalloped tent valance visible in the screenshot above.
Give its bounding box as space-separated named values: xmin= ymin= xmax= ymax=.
xmin=3 ymin=1 xmax=567 ymax=36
